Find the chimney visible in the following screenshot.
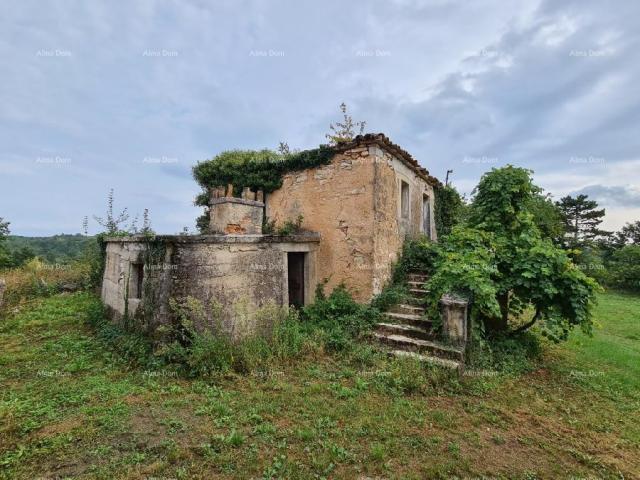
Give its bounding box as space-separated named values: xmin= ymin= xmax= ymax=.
xmin=208 ymin=184 xmax=264 ymax=235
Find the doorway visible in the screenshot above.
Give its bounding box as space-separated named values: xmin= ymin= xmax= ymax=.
xmin=422 ymin=195 xmax=431 ymax=238
xmin=287 ymin=252 xmax=306 ymax=308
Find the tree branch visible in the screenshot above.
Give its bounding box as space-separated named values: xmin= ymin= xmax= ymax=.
xmin=511 ymin=307 xmax=542 ymax=335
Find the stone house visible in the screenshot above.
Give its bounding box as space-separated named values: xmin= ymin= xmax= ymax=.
xmin=101 ymin=134 xmax=442 ymax=339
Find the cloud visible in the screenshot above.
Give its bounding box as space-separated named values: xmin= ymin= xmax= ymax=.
xmin=572 ymin=185 xmax=640 ymax=208
xmin=1 ymin=0 xmax=639 ymax=234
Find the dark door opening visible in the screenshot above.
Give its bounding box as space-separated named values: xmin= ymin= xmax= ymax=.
xmin=287 ymin=252 xmax=305 ymax=308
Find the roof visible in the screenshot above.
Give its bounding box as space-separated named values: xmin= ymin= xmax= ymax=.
xmin=333 ymin=133 xmax=442 ymax=186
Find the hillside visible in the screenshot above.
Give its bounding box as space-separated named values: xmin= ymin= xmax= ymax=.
xmin=5 ymin=234 xmax=94 ymax=264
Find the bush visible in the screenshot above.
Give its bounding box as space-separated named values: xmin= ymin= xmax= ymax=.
xmin=84 ymin=296 xmax=156 ymax=368
xmin=433 ymin=184 xmax=466 ymax=237
xmin=608 ymin=245 xmax=640 ymax=291
xmin=302 ymin=283 xmax=380 ymax=351
xmin=391 ymin=236 xmax=438 ymax=283
xmin=154 ymin=297 xmax=311 ymax=377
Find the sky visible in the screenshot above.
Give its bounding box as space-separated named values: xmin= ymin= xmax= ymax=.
xmin=1 ymin=0 xmax=639 ymax=236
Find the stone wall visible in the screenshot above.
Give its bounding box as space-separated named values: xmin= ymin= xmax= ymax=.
xmin=266 ymin=147 xmax=376 ymax=302
xmin=266 ymin=143 xmax=435 ymax=301
xmin=371 ymin=146 xmax=436 ymax=295
xmin=101 ymin=234 xmax=319 ymax=340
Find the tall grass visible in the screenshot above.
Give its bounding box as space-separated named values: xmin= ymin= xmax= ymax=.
xmin=0 ymin=258 xmax=91 ymax=314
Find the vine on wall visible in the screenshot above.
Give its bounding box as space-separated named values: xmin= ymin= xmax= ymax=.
xmin=192 ymin=146 xmax=335 ymax=232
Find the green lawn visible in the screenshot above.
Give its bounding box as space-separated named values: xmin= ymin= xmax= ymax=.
xmin=0 ymin=291 xmax=638 ymax=479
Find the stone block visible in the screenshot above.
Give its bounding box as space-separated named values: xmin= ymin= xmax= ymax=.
xmin=440 ymin=294 xmax=469 ymax=346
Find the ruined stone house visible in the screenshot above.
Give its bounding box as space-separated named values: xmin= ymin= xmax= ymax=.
xmin=101 ymin=134 xmax=443 ymax=339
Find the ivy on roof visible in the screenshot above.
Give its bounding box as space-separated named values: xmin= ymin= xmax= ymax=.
xmin=192 ymin=145 xmax=336 ymax=208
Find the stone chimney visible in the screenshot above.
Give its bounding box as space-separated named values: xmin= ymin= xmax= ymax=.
xmin=209 ymin=184 xmax=264 ymax=235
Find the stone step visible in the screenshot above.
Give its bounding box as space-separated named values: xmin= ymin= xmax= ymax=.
xmin=404 ymin=296 xmax=426 ymax=307
xmin=389 ymin=350 xmax=462 ymax=370
xmin=407 ymin=272 xmax=430 ymax=280
xmin=388 ymin=303 xmax=426 ymax=315
xmin=409 ymin=288 xmax=430 ymax=297
xmin=376 ymin=322 xmax=434 ymax=341
xmin=408 ymin=280 xmax=427 ymax=288
xmin=384 ymin=311 xmax=431 ymax=328
xmin=373 ymin=332 xmax=464 ymax=362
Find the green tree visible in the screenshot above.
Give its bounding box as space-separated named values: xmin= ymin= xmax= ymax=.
xmin=529 ymin=193 xmax=564 ymax=244
xmin=0 ymin=217 xmax=11 ymax=268
xmin=608 ymin=245 xmax=640 ymax=291
xmin=556 ymin=194 xmax=609 ymax=248
xmin=618 ymin=220 xmax=640 ymax=245
xmin=10 ymin=246 xmax=36 ymax=267
xmin=427 ymin=166 xmax=599 ymax=341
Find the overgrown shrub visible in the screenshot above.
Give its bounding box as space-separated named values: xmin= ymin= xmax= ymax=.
xmin=302 ymin=282 xmax=380 ymax=351
xmin=433 ymin=184 xmax=465 ymax=237
xmin=390 ymin=236 xmax=438 ymax=283
xmin=155 ymin=297 xmax=311 ymax=377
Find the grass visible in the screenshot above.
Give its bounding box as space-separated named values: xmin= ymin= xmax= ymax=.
xmin=0 ymin=291 xmax=638 ymax=479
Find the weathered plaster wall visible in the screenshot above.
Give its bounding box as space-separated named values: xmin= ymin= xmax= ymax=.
xmin=371 ymin=146 xmax=436 ymax=295
xmin=266 ymin=144 xmax=435 ymax=301
xmin=101 ymin=235 xmax=319 ymax=339
xmin=266 ymin=147 xmax=376 ymax=302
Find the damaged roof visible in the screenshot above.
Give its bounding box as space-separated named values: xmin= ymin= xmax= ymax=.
xmin=334 ymin=133 xmax=441 ymax=186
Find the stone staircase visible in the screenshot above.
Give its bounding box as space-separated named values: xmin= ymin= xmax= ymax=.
xmin=374 ymin=272 xmax=464 ymax=370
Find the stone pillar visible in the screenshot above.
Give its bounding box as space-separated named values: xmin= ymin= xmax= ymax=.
xmin=439 ymin=294 xmax=469 ymax=346
xmin=209 ymin=187 xmax=264 ymax=235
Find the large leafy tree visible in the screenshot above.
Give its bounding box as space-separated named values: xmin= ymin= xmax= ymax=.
xmin=426 ymin=166 xmax=599 ymax=341
xmin=556 ymin=194 xmax=609 ymax=248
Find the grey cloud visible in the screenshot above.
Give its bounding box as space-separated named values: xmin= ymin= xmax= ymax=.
xmin=573 ymin=185 xmax=640 ymax=208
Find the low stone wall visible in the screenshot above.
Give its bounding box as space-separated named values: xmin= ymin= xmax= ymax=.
xmin=101 ymin=234 xmax=319 ymax=340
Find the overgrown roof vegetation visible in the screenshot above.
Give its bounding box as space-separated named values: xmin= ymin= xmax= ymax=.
xmin=192 ymin=146 xmax=336 ymax=231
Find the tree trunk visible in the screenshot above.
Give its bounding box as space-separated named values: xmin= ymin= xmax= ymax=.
xmin=484 ymin=292 xmax=510 ymax=333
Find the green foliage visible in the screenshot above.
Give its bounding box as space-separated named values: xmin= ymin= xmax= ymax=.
xmin=433 ymin=184 xmax=465 ymax=237
xmin=618 ymin=220 xmax=640 ymax=245
xmin=3 ymin=234 xmax=93 ymax=266
xmin=274 ymin=215 xmax=304 ymax=236
xmin=371 ymin=283 xmax=410 ymax=313
xmin=391 ymin=235 xmax=438 ymax=283
xmin=302 ymin=282 xmax=380 ymax=351
xmin=192 ymin=146 xmax=335 ymax=232
xmin=465 ymin=331 xmax=542 ymax=375
xmin=84 ymin=294 xmax=156 ymax=368
xmin=607 ymin=245 xmax=640 ymax=291
xmin=420 ymin=166 xmax=600 ymax=342
xmin=529 ymin=193 xmax=565 ymax=244
xmin=0 ymin=217 xmax=12 ymax=268
xmin=424 ymin=226 xmax=500 ymax=322
xmin=154 ymin=297 xmax=309 ymax=377
xmin=556 ymin=194 xmax=610 ymax=249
